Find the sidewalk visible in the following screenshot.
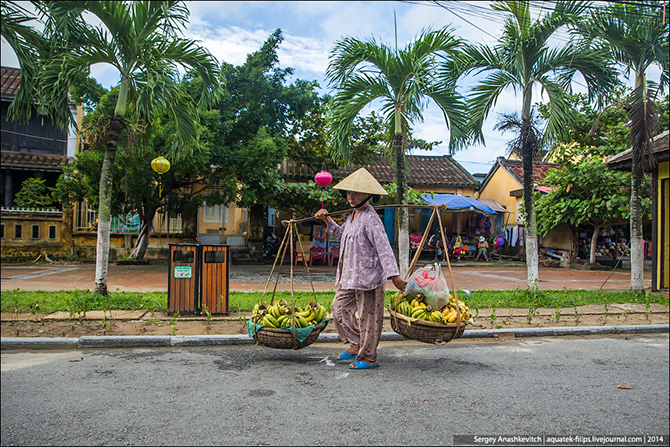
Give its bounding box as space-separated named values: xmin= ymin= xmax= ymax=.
xmin=0 ymin=260 xmax=661 ymax=293
xmin=2 ymin=261 xmax=668 ymax=349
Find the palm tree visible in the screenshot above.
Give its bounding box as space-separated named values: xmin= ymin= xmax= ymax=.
xmin=326 ymin=27 xmax=468 ymax=276
xmin=582 ymin=1 xmax=668 ymax=292
xmin=1 ymin=0 xmax=46 ymax=122
xmin=448 ymin=0 xmax=618 ymax=289
xmin=35 ymin=1 xmax=220 ymax=295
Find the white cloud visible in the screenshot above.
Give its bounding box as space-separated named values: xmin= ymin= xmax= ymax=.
xmin=278 ymin=35 xmax=331 ymax=79
xmin=89 ymin=63 xmax=120 ymax=90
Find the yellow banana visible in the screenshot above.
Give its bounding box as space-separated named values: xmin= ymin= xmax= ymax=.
xmin=296 ymin=309 xmax=311 ymax=318
xmin=295 ymin=315 xmax=309 ymax=328
xmin=432 ymin=311 xmax=445 ymax=323
xmin=411 ymin=307 xmax=426 ymax=319
xmin=265 ymin=313 xmax=279 ymax=328
xmin=447 ymin=312 xmax=458 ymax=323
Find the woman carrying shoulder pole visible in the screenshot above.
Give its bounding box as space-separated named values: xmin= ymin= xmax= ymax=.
xmin=314 ymin=168 xmax=407 ymax=370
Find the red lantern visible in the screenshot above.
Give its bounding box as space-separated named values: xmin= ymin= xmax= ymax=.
xmin=314 ymin=168 xmax=332 ymax=209
xmin=314 ymin=170 xmax=332 ymax=187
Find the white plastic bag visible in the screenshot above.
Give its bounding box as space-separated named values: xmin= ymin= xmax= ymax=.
xmin=405 ymin=263 xmax=450 ymax=310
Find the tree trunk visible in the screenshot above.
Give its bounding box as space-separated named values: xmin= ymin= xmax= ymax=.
xmin=394 ymin=132 xmax=409 ymax=277
xmin=94 ymin=114 xmax=122 ymax=296
xmin=629 ymin=71 xmax=647 ymax=293
xmin=521 ymin=116 xmax=539 ymax=290
xmin=629 ymin=162 xmax=645 ymax=292
xmin=589 ymin=224 xmax=602 ymax=265
xmin=130 ymin=208 xmax=157 ymax=260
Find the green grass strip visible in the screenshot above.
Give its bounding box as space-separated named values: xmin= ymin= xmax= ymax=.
xmin=1 ymin=288 xmax=667 ymax=316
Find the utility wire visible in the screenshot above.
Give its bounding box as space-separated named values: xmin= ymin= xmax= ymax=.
xmin=1 ymin=128 xmax=70 ymax=143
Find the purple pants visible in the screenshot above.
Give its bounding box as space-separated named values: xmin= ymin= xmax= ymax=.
xmin=332 ymin=285 xmax=385 ymax=364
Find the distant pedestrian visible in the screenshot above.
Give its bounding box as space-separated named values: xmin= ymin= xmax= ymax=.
xmin=476 ymin=236 xmax=489 ymax=262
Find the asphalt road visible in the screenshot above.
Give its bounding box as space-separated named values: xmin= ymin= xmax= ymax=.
xmin=2 ymin=334 xmax=668 ymax=446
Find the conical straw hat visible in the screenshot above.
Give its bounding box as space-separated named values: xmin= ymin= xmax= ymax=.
xmin=332 ymin=168 xmax=388 ymax=195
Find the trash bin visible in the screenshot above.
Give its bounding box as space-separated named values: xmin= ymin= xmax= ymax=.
xmin=168 ymin=243 xmax=230 ymax=315
xmin=168 ymin=244 xmax=199 ymax=314
xmin=198 ymin=244 xmax=229 ymax=314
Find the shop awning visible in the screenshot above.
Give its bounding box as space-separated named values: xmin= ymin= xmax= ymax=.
xmin=476 ymin=198 xmax=509 ymax=213
xmin=420 ymin=194 xmax=497 ymax=216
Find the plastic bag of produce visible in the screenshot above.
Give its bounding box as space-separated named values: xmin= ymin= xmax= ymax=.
xmin=405 ymin=263 xmax=450 ymax=310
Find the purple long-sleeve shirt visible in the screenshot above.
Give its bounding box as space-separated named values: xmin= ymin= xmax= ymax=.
xmin=326 ymin=205 xmax=400 ymax=290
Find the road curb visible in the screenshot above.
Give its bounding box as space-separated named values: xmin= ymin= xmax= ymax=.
xmin=0 ymin=337 xmax=79 ymax=350
xmin=2 ymin=324 xmax=667 ymax=350
xmin=78 ymin=335 xmax=171 ymax=349
xmin=458 ymin=324 xmax=670 ymax=338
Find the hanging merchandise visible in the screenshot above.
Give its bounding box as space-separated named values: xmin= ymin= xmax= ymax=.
xmin=511 ymin=227 xmax=519 ymax=247
xmin=405 ymin=263 xmax=450 ymax=310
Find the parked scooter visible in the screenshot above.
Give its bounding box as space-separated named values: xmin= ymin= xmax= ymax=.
xmin=262 ymin=232 xmax=280 ymax=259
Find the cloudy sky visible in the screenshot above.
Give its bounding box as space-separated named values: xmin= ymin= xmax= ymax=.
xmin=1 ymin=1 xmax=656 ymax=175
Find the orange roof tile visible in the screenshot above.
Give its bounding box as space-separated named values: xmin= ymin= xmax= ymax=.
xmin=282 ymin=155 xmax=479 ymax=188
xmin=1 ymin=67 xmax=21 ymax=100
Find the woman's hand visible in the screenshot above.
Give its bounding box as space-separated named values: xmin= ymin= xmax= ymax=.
xmin=390 ymin=275 xmax=407 ymax=292
xmin=315 ymin=209 xmax=331 ymax=223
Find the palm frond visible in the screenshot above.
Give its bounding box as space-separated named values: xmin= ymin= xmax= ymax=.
xmin=466 ymin=70 xmax=520 ymax=144
xmin=626 ymin=82 xmax=660 ymax=172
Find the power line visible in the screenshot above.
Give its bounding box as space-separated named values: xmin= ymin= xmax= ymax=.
xmin=1 ymin=128 xmax=70 ymax=143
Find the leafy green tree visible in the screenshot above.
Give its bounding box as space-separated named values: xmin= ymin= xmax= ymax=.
xmin=326 ymin=27 xmax=468 ymax=275
xmin=191 ymin=30 xmax=319 ymax=256
xmin=536 ymin=140 xmax=651 ymax=265
xmin=448 ymin=0 xmax=618 ymax=289
xmin=55 ymin=85 xmax=214 ymax=260
xmin=58 ymin=30 xmax=320 ymax=261
xmin=582 ymin=0 xmax=668 ymax=292
xmin=32 ymin=1 xmax=220 ymax=295
xmin=13 ymin=178 xmax=55 ymax=209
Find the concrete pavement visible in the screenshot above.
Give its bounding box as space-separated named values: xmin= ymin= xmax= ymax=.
xmin=1 ymin=260 xmax=667 ymax=350
xmin=0 ymin=260 xmax=657 ymax=293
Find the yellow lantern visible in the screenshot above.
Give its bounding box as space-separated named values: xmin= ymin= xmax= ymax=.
xmin=151 ymin=156 xmax=171 ymax=197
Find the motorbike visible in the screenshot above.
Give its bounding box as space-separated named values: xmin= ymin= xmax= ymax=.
xmin=262 ymin=232 xmax=280 ymax=259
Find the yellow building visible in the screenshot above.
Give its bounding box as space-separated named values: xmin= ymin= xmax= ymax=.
xmin=607 ymin=131 xmax=669 ymax=292
xmin=477 ymin=157 xmax=570 ymax=258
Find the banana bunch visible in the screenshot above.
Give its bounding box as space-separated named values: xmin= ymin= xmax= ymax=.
xmin=439 ymin=295 xmax=473 ymax=323
xmin=392 ymin=293 xmax=473 ymax=324
xmin=252 ymin=300 xmax=328 ymax=328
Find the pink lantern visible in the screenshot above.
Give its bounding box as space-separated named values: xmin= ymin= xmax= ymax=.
xmin=314 ymin=168 xmax=332 ymax=209
xmin=314 ymin=170 xmax=332 ymax=187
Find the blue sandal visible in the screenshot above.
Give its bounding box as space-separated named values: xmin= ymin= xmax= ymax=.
xmin=349 ymin=360 xmax=379 ymax=370
xmin=337 ymin=351 xmax=357 ymax=361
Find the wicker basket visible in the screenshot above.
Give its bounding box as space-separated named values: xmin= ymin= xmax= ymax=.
xmin=252 ymin=320 xmax=330 ymax=350
xmin=388 ymin=307 xmax=465 ymax=344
